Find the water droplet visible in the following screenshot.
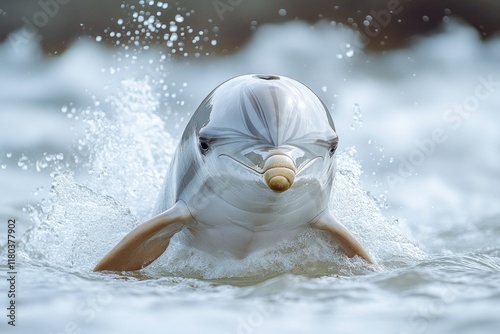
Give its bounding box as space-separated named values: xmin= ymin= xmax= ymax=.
xmin=96 ymin=36 xmax=102 ymax=42
xmin=6 ymin=152 xmax=12 ymax=158
xmin=340 ymin=43 xmax=354 ymax=58
xmin=34 ymin=187 xmax=43 ymax=196
xmin=175 ymin=14 xmax=184 ymax=23
xmin=321 ymin=86 xmax=327 ymax=92
xmin=18 ymin=155 xmax=30 ymax=170
xmin=35 ymin=159 xmax=49 ymax=172
xmin=350 ymin=103 xmax=363 ymax=130
xmin=278 ymin=9 xmax=287 ymax=16
xmin=1 ymin=164 xmax=6 ymax=169
xmin=422 ymin=15 xmax=429 ymax=22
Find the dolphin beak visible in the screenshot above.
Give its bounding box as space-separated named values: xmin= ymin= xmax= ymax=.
xmin=263 ymin=155 xmax=296 ymax=192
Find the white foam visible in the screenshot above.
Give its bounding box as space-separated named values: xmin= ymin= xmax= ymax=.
xmin=13 ymin=71 xmax=426 ymax=279
xmin=19 ymin=173 xmax=139 ymax=271
xmin=18 ymin=148 xmax=424 ymax=279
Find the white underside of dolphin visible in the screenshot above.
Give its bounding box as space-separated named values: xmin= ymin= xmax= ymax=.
xmin=94 ymin=74 xmax=374 ymax=272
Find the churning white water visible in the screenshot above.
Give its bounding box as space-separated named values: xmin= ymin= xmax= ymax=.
xmin=0 ymin=9 xmax=499 ymax=334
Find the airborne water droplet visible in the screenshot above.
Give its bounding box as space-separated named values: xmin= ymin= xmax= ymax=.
xmin=344 ymin=43 xmax=354 ymax=57
xmin=350 ymin=103 xmax=363 ymax=130
xmin=175 ymin=14 xmax=184 ymax=23
xmin=18 ymin=155 xmax=30 ymax=170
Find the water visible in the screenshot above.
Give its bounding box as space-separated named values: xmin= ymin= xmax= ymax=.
xmin=1 ymin=13 xmax=500 ymax=334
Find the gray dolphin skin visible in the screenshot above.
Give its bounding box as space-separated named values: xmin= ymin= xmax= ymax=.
xmin=94 ymin=74 xmax=374 ymax=272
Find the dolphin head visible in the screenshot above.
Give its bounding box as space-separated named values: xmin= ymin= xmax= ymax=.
xmin=190 ymin=74 xmax=338 ymax=188
xmin=182 ymin=74 xmax=338 ymax=221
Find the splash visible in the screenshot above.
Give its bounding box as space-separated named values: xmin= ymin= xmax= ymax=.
xmin=14 ymin=78 xmax=424 ymax=280
xmin=16 ymin=78 xmax=174 ymax=271
xmin=81 ymin=79 xmax=174 ymax=219
xmin=98 ymin=0 xmax=217 ymax=58
xmin=19 ymin=173 xmax=138 ymax=271
xmin=332 ymin=148 xmax=425 ymax=266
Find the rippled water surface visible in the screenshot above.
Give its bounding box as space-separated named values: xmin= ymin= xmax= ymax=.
xmin=1 ymin=10 xmax=500 ymax=334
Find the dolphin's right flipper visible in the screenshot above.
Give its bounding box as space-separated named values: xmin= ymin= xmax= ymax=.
xmin=94 ymin=201 xmax=193 ymax=272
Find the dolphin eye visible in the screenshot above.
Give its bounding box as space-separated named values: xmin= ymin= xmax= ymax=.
xmin=328 ymin=141 xmax=338 ymax=157
xmin=199 ymin=138 xmax=210 ymax=154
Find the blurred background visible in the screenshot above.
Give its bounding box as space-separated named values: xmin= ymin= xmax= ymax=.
xmin=1 ymin=0 xmax=500 ymax=55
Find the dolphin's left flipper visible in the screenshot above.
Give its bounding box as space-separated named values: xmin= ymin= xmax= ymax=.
xmin=311 ymin=211 xmax=374 ymax=264
xmin=94 ymin=201 xmax=193 ymax=272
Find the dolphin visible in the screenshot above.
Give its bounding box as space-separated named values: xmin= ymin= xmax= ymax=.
xmin=94 ymin=74 xmax=374 ymax=272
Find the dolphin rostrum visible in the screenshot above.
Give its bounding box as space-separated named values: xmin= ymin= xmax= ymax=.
xmin=94 ymin=74 xmax=374 ymax=272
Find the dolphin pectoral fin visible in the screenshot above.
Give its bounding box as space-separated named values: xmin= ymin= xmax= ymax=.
xmin=312 ymin=212 xmax=374 ymax=264
xmin=94 ymin=201 xmax=192 ymax=272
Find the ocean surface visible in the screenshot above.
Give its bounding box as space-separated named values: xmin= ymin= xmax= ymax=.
xmin=1 ymin=11 xmax=500 ymax=334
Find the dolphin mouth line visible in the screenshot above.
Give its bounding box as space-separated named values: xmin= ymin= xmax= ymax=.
xmin=218 ymin=154 xmax=265 ymax=175
xmin=218 ymin=154 xmax=323 ymax=176
xmin=296 ymin=156 xmax=324 ymax=176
